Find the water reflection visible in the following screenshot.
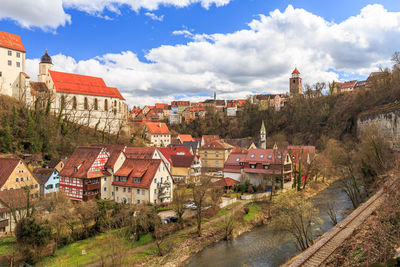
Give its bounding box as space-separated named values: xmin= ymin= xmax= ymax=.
xmin=185 ymin=182 xmax=353 ymax=267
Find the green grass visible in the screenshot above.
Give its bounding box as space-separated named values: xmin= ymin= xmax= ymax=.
xmin=38 ymin=231 xmax=154 ymax=267
xmin=0 ymin=236 xmax=16 ymax=255
xmin=244 ymin=203 xmax=262 ymax=222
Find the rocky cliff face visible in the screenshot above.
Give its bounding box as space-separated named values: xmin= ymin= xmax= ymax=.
xmin=358 ymin=108 xmax=400 ymax=151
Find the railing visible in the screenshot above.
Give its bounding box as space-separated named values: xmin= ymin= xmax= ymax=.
xmin=158 ymin=191 xmax=171 ymax=198
xmin=157 ymin=182 xmax=171 ymax=188
xmin=83 ymin=183 xmax=100 ymax=191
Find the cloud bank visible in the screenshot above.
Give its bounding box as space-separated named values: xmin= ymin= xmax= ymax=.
xmin=26 ymin=4 xmax=399 ymax=106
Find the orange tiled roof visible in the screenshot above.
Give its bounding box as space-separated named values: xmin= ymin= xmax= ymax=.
xmin=200 ymin=140 xmax=233 ymax=150
xmin=292 ymin=68 xmax=300 ymax=74
xmin=49 ymin=70 xmax=124 ymax=100
xmin=125 ymin=147 xmax=156 ymax=159
xmin=158 ymin=147 xmax=191 ymax=165
xmin=178 ymin=134 xmax=194 ymax=143
xmin=202 ymin=135 xmax=220 ymax=145
xmin=0 ymin=31 xmax=25 ymax=52
xmin=214 ymin=177 xmax=238 ymax=187
xmin=145 ymin=122 xmax=170 ymax=135
xmin=59 ymin=147 xmax=105 ymax=179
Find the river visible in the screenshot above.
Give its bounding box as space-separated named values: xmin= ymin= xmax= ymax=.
xmin=185 ymin=182 xmax=353 ymax=267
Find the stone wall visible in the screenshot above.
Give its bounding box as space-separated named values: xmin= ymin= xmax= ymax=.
xmin=357 ymin=106 xmax=400 ymax=151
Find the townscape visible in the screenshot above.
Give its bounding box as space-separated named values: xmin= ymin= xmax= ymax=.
xmin=1 ymin=3 xmax=400 ymax=267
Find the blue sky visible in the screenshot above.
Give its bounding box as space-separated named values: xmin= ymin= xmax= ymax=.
xmin=1 ymin=0 xmax=400 ymax=105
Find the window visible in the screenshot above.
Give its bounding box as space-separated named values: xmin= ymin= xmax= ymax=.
xmin=123 ymin=187 xmax=126 ymax=193
xmin=84 ymin=97 xmax=88 ymax=110
xmin=142 ymin=189 xmax=145 ymax=195
xmin=16 ymin=52 xmax=20 ymax=58
xmin=128 ymin=188 xmax=131 ymax=192
xmin=250 ymin=154 xmax=255 ymax=158
xmin=15 ymin=178 xmax=19 ymax=182
xmin=104 ymin=187 xmax=107 ymax=192
xmin=268 ymin=155 xmax=272 ymax=159
xmin=104 ymin=177 xmax=107 ymax=181
xmin=277 ymin=155 xmax=282 ymax=159
xmin=56 ymin=183 xmax=59 ymax=188
xmin=16 ymin=62 xmax=20 ymax=68
xmin=216 ymin=152 xmax=219 ymax=157
xmin=72 ymin=96 xmax=77 ymax=110
xmin=264 ymin=165 xmax=269 ymax=169
xmin=204 ymin=152 xmax=207 ymax=157
xmin=94 ymin=98 xmax=98 ymax=110
xmin=115 ymin=186 xmax=119 ymax=191
xmin=216 ymin=161 xmax=219 ymax=167
xmin=154 ymin=178 xmax=157 ymax=184
xmin=154 ymin=199 xmax=157 ymax=204
xmin=104 ymin=99 xmax=108 ymax=111
xmin=260 ymin=154 xmax=264 ymax=159
xmin=250 ymin=164 xmax=256 ymax=169
xmin=154 ymin=189 xmax=157 ymax=194
xmin=116 ymin=196 xmax=119 ymax=202
xmin=0 ymin=72 xmax=2 ymax=77
xmin=137 ymin=200 xmax=140 ymax=204
xmin=236 ymin=158 xmax=240 ymax=162
xmin=8 ymin=60 xmax=11 ymax=66
xmin=21 ymin=177 xmax=24 ymax=181
xmin=8 ymin=50 xmax=11 ymax=56
xmin=137 ymin=189 xmax=140 ymax=194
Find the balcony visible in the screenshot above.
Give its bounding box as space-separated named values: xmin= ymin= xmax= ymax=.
xmin=83 ymin=182 xmax=100 ymax=192
xmin=157 ymin=182 xmax=171 ymax=189
xmin=158 ymin=191 xmax=171 ymax=198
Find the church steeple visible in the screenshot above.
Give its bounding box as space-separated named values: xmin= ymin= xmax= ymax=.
xmin=260 ymin=120 xmax=266 ymax=149
xmin=38 ymin=49 xmax=53 ymax=83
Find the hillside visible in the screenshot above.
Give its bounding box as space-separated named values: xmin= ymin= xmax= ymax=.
xmin=171 ymin=68 xmax=400 ymax=149
xmin=0 ymin=96 xmax=132 ymax=162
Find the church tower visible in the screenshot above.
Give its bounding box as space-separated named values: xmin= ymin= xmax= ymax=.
xmin=260 ymin=120 xmax=266 ymax=149
xmin=38 ymin=50 xmax=53 ymax=83
xmin=289 ymin=68 xmax=302 ymax=95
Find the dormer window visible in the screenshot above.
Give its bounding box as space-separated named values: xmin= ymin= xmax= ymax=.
xmin=268 ymin=155 xmax=272 ymax=159
xmin=260 ymin=154 xmax=264 ymax=159
xmin=250 ymin=154 xmax=255 ymax=158
xmin=236 ymin=158 xmax=240 ymax=162
xmin=277 ymin=155 xmax=282 ymax=159
xmin=263 ymin=165 xmax=269 ymax=169
xmin=250 ymin=164 xmax=256 ymax=169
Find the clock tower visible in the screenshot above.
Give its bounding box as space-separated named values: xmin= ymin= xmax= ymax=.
xmin=290 ymin=68 xmax=302 ymax=95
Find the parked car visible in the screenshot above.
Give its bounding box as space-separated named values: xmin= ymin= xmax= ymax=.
xmin=164 ymin=216 xmax=178 ymax=224
xmin=184 ymin=201 xmax=197 ymax=209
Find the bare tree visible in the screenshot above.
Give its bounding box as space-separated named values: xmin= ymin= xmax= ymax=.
xmin=192 ymin=176 xmax=212 ymax=237
xmin=270 ymin=190 xmax=321 ymax=251
xmin=326 ymin=202 xmax=338 ymax=226
xmin=172 ymin=188 xmax=187 ymax=226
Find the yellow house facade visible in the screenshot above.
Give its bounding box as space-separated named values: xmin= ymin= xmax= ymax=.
xmin=198 ymin=140 xmax=233 ymax=170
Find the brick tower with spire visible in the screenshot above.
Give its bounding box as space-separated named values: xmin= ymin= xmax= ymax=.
xmin=290 ymin=68 xmax=303 ymax=95
xmin=260 ymin=120 xmax=266 ymax=149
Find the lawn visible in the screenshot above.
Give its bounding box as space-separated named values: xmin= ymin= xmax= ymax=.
xmin=0 ymin=236 xmax=16 ymax=255
xmin=244 ymin=203 xmax=262 ymax=222
xmin=38 ymin=231 xmax=153 ymax=267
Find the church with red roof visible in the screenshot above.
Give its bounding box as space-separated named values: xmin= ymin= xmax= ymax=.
xmin=31 ymin=50 xmax=129 ymax=134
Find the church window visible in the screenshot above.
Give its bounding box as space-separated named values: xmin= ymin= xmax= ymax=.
xmin=72 ymin=96 xmax=77 ymax=110
xmin=94 ymin=98 xmax=98 ymax=110
xmin=104 ymin=99 xmax=108 ymax=111
xmin=84 ymin=97 xmax=88 ymax=110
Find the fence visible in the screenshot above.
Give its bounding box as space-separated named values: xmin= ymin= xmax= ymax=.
xmin=240 ymin=192 xmax=271 ymax=200
xmin=219 ymin=198 xmax=238 ymax=208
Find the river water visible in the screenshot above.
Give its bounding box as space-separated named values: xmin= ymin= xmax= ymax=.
xmin=185 ymin=182 xmax=353 ymax=267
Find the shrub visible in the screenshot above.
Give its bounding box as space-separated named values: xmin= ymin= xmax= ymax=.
xmin=243 ymin=206 xmax=250 ymax=214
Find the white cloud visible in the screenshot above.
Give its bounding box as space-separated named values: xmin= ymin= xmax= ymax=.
xmin=0 ymin=0 xmax=230 ymax=30
xmin=144 ymin=12 xmax=164 ymax=21
xmin=26 ymin=4 xmax=400 ymax=107
xmin=0 ymin=0 xmax=71 ymax=31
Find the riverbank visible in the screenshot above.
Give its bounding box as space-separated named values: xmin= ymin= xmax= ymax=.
xmin=134 ymin=178 xmax=337 ymax=267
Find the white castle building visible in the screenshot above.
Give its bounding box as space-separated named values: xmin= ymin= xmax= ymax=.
xmin=0 ymin=30 xmax=129 ymax=134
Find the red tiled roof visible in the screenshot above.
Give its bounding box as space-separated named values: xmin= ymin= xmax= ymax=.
xmin=214 ymin=177 xmax=238 ymax=187
xmin=155 ymin=103 xmax=169 ymax=109
xmin=178 ymin=134 xmax=194 ymax=143
xmin=224 ymin=153 xmax=246 ymax=173
xmin=125 ymin=147 xmax=156 ymax=159
xmin=0 ymin=158 xmax=21 ymax=188
xmin=0 ymin=158 xmax=23 ymax=183
xmin=49 ymin=70 xmax=124 ymax=100
xmin=59 ymin=147 xmax=105 ymax=179
xmin=0 ymin=188 xmax=27 ymax=213
xmin=158 ymin=147 xmax=191 ymax=164
xmin=202 ymin=135 xmax=220 ymax=145
xmin=145 ymin=122 xmax=170 ymax=135
xmin=232 ymin=146 xmax=248 ymax=154
xmin=337 ymin=80 xmax=357 ymax=90
xmin=292 ymin=68 xmax=300 ymax=74
xmin=200 ymin=140 xmax=233 ymax=150
xmin=21 ymin=72 xmax=30 ymax=78
xmin=0 ymin=31 xmax=25 ymax=52
xmin=113 ymin=159 xmax=161 ymax=189
xmin=245 ymin=148 xmax=287 ymax=164
xmin=170 ymin=155 xmax=195 ymax=168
